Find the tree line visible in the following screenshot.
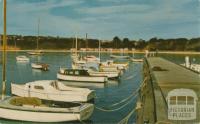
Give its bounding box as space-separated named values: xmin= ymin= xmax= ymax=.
xmin=1 ymin=35 xmax=200 ymax=51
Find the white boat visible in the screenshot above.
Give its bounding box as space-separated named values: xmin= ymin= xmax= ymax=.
xmin=84 ymin=55 xmax=100 ymax=62
xmin=16 ymin=56 xmax=29 ymax=62
xmin=11 ymin=80 xmax=95 ymax=103
xmin=100 ymin=60 xmax=129 ymax=70
xmin=131 ymin=58 xmax=144 ymax=62
xmin=31 ymin=62 xmax=49 ymax=71
xmin=88 ymin=69 xmax=120 ymax=79
xmin=57 ymin=68 xmax=108 ymax=83
xmin=100 ymin=65 xmax=119 ymax=72
xmin=0 ymin=97 xmax=94 ymax=122
xmin=0 ymin=2 xmax=94 ymax=122
xmin=110 ymin=55 xmax=129 ymax=59
xmin=27 ymin=50 xmax=43 ymax=55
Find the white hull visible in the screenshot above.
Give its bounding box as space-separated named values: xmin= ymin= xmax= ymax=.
xmin=131 ymin=58 xmax=143 ymax=62
xmin=31 ymin=63 xmax=43 ymax=69
xmin=110 ymin=55 xmax=129 ymax=59
xmin=11 ymin=80 xmax=95 ymax=102
xmin=16 ymin=56 xmax=29 ymax=62
xmin=31 ymin=63 xmax=49 ymax=71
xmin=88 ymin=71 xmax=119 ymax=79
xmin=101 ymin=61 xmax=128 ymax=70
xmin=0 ymin=100 xmax=94 ymax=122
xmin=57 ymin=73 xmax=107 ymax=83
xmin=27 ymin=51 xmax=43 ymax=55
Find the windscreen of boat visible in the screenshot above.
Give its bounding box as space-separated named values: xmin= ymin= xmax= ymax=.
xmin=50 ymin=81 xmax=59 ymax=90
xmin=79 ymin=70 xmax=89 ymax=76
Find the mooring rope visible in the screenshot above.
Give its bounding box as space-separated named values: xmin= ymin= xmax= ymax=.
xmin=95 ymin=93 xmax=137 ymax=112
xmin=117 ymin=107 xmax=136 ymax=124
xmin=95 ymin=77 xmax=147 ymax=112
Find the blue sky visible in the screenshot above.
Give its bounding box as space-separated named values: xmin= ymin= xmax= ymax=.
xmin=0 ymin=0 xmax=199 ymax=40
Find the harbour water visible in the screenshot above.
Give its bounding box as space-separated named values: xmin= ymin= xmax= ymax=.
xmin=0 ymin=52 xmax=199 ymax=124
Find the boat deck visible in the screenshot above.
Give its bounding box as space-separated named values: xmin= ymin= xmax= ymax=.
xmin=0 ymin=97 xmax=83 ymax=113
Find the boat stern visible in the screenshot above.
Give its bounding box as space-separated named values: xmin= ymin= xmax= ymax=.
xmin=79 ymin=103 xmax=94 ymax=121
xmin=87 ymin=90 xmax=95 ymax=103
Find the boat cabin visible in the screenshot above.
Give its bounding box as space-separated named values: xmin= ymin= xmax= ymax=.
xmin=61 ymin=69 xmax=90 ymax=76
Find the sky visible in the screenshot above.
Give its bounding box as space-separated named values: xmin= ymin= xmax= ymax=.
xmin=0 ymin=0 xmax=199 ymax=40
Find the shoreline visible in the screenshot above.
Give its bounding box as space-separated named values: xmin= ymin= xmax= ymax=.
xmin=3 ymin=50 xmax=200 ymax=55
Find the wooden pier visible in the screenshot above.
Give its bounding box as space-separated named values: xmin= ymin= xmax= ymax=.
xmin=136 ymin=57 xmax=200 ymax=124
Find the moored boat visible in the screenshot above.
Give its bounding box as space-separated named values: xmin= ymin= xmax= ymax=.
xmin=57 ymin=68 xmax=108 ymax=83
xmin=131 ymin=58 xmax=144 ymax=62
xmin=110 ymin=55 xmax=129 ymax=59
xmin=31 ymin=62 xmax=49 ymax=71
xmin=11 ymin=80 xmax=95 ymax=103
xmin=88 ymin=69 xmax=120 ymax=79
xmin=16 ymin=56 xmax=29 ymax=62
xmin=0 ymin=97 xmax=94 ymax=122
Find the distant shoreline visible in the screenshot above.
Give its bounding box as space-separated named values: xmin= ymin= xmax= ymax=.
xmin=3 ymin=50 xmax=200 ymax=55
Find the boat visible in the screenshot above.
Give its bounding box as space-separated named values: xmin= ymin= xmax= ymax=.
xmin=87 ymin=68 xmax=120 ymax=79
xmin=100 ymin=60 xmax=129 ymax=70
xmin=110 ymin=55 xmax=129 ymax=59
xmin=0 ymin=97 xmax=94 ymax=122
xmin=57 ymin=68 xmax=108 ymax=83
xmin=16 ymin=56 xmax=30 ymax=62
xmin=27 ymin=50 xmax=43 ymax=55
xmin=31 ymin=62 xmax=49 ymax=71
xmin=131 ymin=58 xmax=143 ymax=62
xmin=11 ymin=80 xmax=95 ymax=103
xmin=83 ymin=55 xmax=100 ymax=62
xmin=0 ymin=2 xmax=94 ymax=122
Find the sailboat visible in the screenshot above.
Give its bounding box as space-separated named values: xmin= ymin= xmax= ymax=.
xmin=27 ymin=18 xmax=43 ymax=55
xmin=0 ymin=1 xmax=94 ymax=122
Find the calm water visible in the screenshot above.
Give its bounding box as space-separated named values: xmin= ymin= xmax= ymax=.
xmin=0 ymin=52 xmax=199 ymax=124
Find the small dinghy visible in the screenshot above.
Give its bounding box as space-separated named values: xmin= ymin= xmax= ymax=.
xmin=57 ymin=68 xmax=108 ymax=83
xmin=83 ymin=55 xmax=100 ymax=62
xmin=11 ymin=80 xmax=95 ymax=103
xmin=110 ymin=55 xmax=129 ymax=59
xmin=16 ymin=56 xmax=29 ymax=62
xmin=87 ymin=68 xmax=120 ymax=79
xmin=31 ymin=62 xmax=49 ymax=71
xmin=0 ymin=97 xmax=94 ymax=122
xmin=131 ymin=58 xmax=143 ymax=62
xmin=100 ymin=60 xmax=129 ymax=70
xmin=27 ymin=50 xmax=43 ymax=55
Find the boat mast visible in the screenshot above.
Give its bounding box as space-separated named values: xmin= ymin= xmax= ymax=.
xmin=37 ymin=18 xmax=40 ymax=50
xmin=99 ymin=39 xmax=101 ymax=62
xmin=75 ymin=35 xmax=78 ymax=55
xmin=2 ymin=0 xmax=7 ymax=100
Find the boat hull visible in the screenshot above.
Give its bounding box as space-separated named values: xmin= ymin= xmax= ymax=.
xmin=0 ymin=104 xmax=94 ymax=122
xmin=0 ymin=97 xmax=94 ymax=123
xmin=31 ymin=63 xmax=49 ymax=71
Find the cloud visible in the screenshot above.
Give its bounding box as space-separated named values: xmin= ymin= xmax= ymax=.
xmin=0 ymin=0 xmax=198 ymax=40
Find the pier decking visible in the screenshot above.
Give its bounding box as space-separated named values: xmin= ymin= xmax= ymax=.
xmin=137 ymin=57 xmax=200 ymax=124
